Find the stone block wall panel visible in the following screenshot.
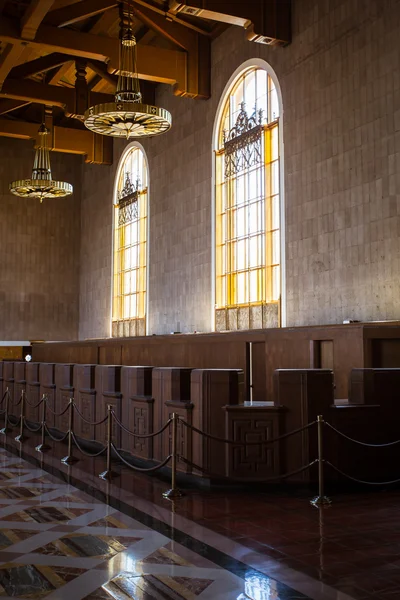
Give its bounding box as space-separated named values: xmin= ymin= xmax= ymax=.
xmin=0 ymin=137 xmax=81 ymax=341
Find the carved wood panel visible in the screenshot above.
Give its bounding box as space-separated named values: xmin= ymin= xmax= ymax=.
xmin=128 ymin=400 xmax=154 ymax=459
xmin=225 ymin=412 xmax=281 ymax=479
xmin=75 ymin=391 xmax=96 ymax=441
xmin=25 ymin=384 xmax=40 ymax=424
xmin=97 ymin=395 xmax=122 ymax=448
xmin=41 ymin=387 xmax=56 ymax=428
xmin=164 ymin=404 xmax=193 ymax=474
xmin=58 ymin=390 xmax=73 ymax=433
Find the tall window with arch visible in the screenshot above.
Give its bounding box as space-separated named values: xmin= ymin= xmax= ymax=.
xmin=215 ymin=65 xmax=282 ymax=331
xmin=112 ymin=145 xmax=148 ymax=338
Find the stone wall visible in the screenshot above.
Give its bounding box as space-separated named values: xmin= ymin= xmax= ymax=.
xmin=78 ymin=0 xmax=400 ymax=337
xmin=0 ymin=137 xmax=81 ymax=340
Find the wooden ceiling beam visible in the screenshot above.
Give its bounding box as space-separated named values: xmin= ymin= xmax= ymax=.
xmin=168 ymin=0 xmax=291 ymax=45
xmin=0 ymin=43 xmax=26 ymax=90
xmin=45 ymin=0 xmax=118 ymax=28
xmin=21 ymin=0 xmax=56 ymax=41
xmin=87 ymin=61 xmax=117 ymax=89
xmin=8 ymin=52 xmax=73 ymax=79
xmin=133 ymin=0 xmax=209 ymax=35
xmin=132 ymin=3 xmax=210 ymax=98
xmin=0 ymin=117 xmax=112 ymax=164
xmin=0 ymin=99 xmax=30 ymax=115
xmin=0 ymin=76 xmax=154 ymax=114
xmin=0 ymin=17 xmax=187 ymax=86
xmin=0 ymin=77 xmax=75 ymax=108
xmin=46 ymin=60 xmax=74 ymax=84
xmin=132 ymin=4 xmax=195 ymax=51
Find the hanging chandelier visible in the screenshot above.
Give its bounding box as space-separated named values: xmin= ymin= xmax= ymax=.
xmin=83 ymin=1 xmax=171 ymax=139
xmin=9 ymin=123 xmax=73 ymax=202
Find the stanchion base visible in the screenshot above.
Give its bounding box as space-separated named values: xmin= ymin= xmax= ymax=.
xmin=15 ymin=434 xmax=27 ymax=443
xmin=310 ymin=495 xmax=332 ymax=507
xmin=35 ymin=443 xmax=51 ymax=453
xmin=99 ymin=470 xmax=118 ymax=481
xmin=61 ymin=455 xmax=78 ymax=465
xmin=163 ymin=488 xmax=184 ymax=500
xmin=0 ymin=427 xmax=11 ymax=435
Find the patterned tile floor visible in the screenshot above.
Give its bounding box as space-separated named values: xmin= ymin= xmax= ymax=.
xmin=0 ymin=447 xmax=322 ymax=600
xmin=0 ymin=432 xmax=397 ymax=600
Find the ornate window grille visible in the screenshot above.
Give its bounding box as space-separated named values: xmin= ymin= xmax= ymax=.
xmin=215 ymin=66 xmax=281 ymax=331
xmin=117 ymin=173 xmax=140 ymax=226
xmin=223 ymin=103 xmax=263 ymax=178
xmin=112 ymin=147 xmax=148 ymax=337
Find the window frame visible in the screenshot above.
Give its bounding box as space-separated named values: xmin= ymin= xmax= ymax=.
xmin=111 ymin=142 xmax=150 ymax=337
xmin=212 ymin=60 xmax=285 ymax=330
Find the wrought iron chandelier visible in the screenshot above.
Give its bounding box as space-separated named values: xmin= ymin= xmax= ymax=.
xmin=83 ymin=1 xmax=171 ymax=139
xmin=9 ymin=123 xmax=73 ymax=202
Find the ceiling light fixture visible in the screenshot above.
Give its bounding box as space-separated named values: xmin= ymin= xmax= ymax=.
xmin=83 ymin=0 xmax=171 ymax=139
xmin=9 ymin=123 xmax=73 ymax=202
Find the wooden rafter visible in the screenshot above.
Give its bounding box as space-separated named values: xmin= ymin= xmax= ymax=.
xmin=0 ymin=99 xmax=30 ymax=115
xmin=46 ymin=60 xmax=74 ymax=85
xmin=9 ymin=52 xmax=73 ymax=80
xmin=0 ymin=117 xmax=113 ymax=164
xmin=133 ymin=0 xmax=209 ymax=35
xmin=87 ymin=61 xmax=117 ymax=89
xmin=0 ymin=43 xmax=25 ymax=90
xmin=45 ymin=0 xmax=118 ymax=28
xmin=21 ymin=0 xmax=56 ymax=41
xmin=167 ymin=0 xmax=291 ymax=45
xmin=0 ymin=17 xmax=187 ymax=87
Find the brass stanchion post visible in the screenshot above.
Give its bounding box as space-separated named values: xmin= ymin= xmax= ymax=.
xmin=15 ymin=390 xmax=26 ymax=443
xmin=0 ymin=388 xmax=10 ymax=435
xmin=163 ymin=413 xmax=183 ymax=500
xmin=311 ymin=415 xmax=331 ymax=507
xmin=99 ymin=404 xmax=117 ymax=480
xmin=36 ymin=395 xmax=51 ymax=453
xmin=62 ymin=398 xmax=78 ymax=465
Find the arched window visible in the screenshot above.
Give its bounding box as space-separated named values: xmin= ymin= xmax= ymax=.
xmin=214 ymin=64 xmax=282 ymax=331
xmin=112 ymin=145 xmax=148 ymax=337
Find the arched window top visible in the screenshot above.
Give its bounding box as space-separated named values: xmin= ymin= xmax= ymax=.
xmin=115 ymin=144 xmax=148 ymax=206
xmin=216 ymin=66 xmax=280 ymax=150
xmin=112 ymin=144 xmax=148 ymax=338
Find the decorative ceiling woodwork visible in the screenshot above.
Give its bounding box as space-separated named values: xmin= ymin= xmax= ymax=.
xmin=0 ymin=117 xmax=113 ymax=164
xmin=0 ymin=0 xmax=291 ymax=163
xmin=44 ymin=0 xmax=119 ymax=28
xmin=21 ymin=0 xmax=56 ymax=40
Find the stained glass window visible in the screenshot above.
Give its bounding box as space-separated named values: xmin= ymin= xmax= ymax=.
xmin=215 ymin=67 xmax=281 ymax=330
xmin=112 ymin=146 xmax=147 ymax=337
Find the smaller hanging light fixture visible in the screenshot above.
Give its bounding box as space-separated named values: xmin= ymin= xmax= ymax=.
xmin=83 ymin=0 xmax=171 ymax=139
xmin=9 ymin=123 xmax=73 ymax=202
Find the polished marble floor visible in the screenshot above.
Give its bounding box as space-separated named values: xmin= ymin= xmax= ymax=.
xmin=0 ymin=432 xmax=398 ymax=600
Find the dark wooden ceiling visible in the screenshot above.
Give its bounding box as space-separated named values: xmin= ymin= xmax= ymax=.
xmin=0 ymin=0 xmax=291 ymax=163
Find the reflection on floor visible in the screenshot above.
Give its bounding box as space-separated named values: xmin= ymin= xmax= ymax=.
xmin=0 ymin=448 xmax=313 ymax=600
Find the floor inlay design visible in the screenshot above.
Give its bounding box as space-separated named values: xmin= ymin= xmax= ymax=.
xmin=0 ymin=444 xmax=354 ymax=600
xmin=36 ymin=533 xmax=143 ymax=559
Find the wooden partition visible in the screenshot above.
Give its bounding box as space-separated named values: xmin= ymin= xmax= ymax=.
xmin=4 ymin=356 xmax=400 ymax=485
xmin=32 ymin=323 xmax=400 ymax=402
xmin=14 ymin=362 xmax=26 ymax=405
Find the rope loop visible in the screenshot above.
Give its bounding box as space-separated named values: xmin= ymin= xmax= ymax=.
xmin=111 ymin=443 xmax=172 ymax=472
xmin=71 ymin=432 xmax=106 ymax=457
xmin=111 ymin=411 xmax=172 ymax=438
xmin=179 ymin=418 xmax=316 ymax=445
xmin=72 ymin=404 xmax=108 ymax=426
xmin=324 ymin=421 xmax=400 ymax=448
